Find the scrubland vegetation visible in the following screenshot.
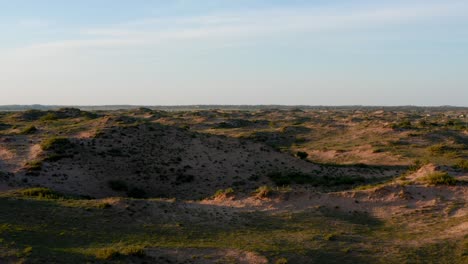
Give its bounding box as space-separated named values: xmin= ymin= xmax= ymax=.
xmin=0 ymin=106 xmax=466 ymax=263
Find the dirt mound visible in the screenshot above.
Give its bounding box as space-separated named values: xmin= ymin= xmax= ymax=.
xmin=15 ymin=123 xmax=324 ymax=199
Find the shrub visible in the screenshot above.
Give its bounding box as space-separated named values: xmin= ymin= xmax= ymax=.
xmin=107 ymin=148 xmax=124 ymax=157
xmin=22 ymin=246 xmax=33 ymax=255
xmin=127 ymin=187 xmax=147 ymax=199
xmin=41 ymin=137 xmax=74 ymax=153
xmin=20 ymin=188 xmax=64 ymax=199
xmin=214 ymin=188 xmax=234 ymax=198
xmin=324 ymin=233 xmax=338 ymax=241
xmin=248 ymin=175 xmax=259 ymax=181
xmin=267 ymin=171 xmax=367 ymax=187
xmin=423 ymin=172 xmax=457 ymax=185
xmin=391 ymin=120 xmax=412 ymax=129
xmin=275 ymin=258 xmax=288 ymax=264
xmin=254 ymin=185 xmax=272 ymax=198
xmin=96 ymin=202 xmax=112 ymax=209
xmin=175 ymin=174 xmax=194 ymax=185
xmin=454 ymin=159 xmax=468 ymax=171
xmin=108 ymin=180 xmax=128 ymax=192
xmin=44 ymin=154 xmax=68 ymax=162
xmin=267 ymin=171 xmax=296 ymax=185
xmin=16 ymin=110 xmax=45 ymax=121
xmin=296 ymin=151 xmax=308 ymax=160
xmin=94 ymin=244 xmax=145 ymax=260
xmin=408 ymin=159 xmax=426 ymax=172
xmin=25 ymin=160 xmax=42 ymax=171
xmin=427 ymin=144 xmax=450 ymax=156
xmin=39 ymin=112 xmax=58 ymax=121
xmin=95 ymin=248 xmax=119 ymax=260
xmin=19 ymin=125 xmax=37 ymax=135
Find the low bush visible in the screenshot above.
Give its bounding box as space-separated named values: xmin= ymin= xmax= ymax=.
xmin=267 ymin=171 xmax=367 ymax=186
xmin=19 ymin=187 xmax=64 ymax=199
xmin=25 ymin=160 xmax=42 ymax=171
xmin=44 ymin=154 xmax=70 ymax=162
xmin=254 ymin=185 xmax=272 ymax=198
xmin=214 ymin=188 xmax=234 ymax=198
xmin=39 ymin=113 xmax=58 ymax=121
xmin=19 ymin=125 xmax=37 ymax=135
xmin=41 ymin=137 xmax=74 ymax=153
xmin=94 ymin=244 xmax=145 ymax=260
xmin=427 ymin=144 xmax=450 ymax=156
xmin=175 ymin=174 xmax=194 ymax=185
xmin=96 ymin=202 xmax=112 ymax=209
xmin=107 ymin=180 xmax=128 ymax=192
xmin=127 ymin=187 xmax=147 ymax=199
xmin=408 ymin=159 xmax=426 ymax=172
xmin=275 ymin=257 xmax=288 ymax=264
xmin=296 ymin=151 xmax=308 ymax=160
xmin=454 ymin=159 xmax=468 ymax=171
xmin=423 ymin=172 xmax=457 ymax=185
xmin=391 ymin=120 xmax=412 ymax=129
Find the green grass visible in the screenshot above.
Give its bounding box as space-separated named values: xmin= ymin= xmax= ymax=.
xmin=24 ymin=160 xmax=43 ymax=171
xmin=0 ymin=108 xmax=467 ymax=263
xmin=0 ymin=193 xmax=465 ymax=263
xmin=19 ymin=125 xmax=38 ymax=135
xmin=254 ymin=185 xmax=273 ymax=198
xmin=455 ymin=159 xmax=468 ymax=171
xmin=18 ymin=188 xmax=67 ymax=199
xmin=40 ymin=136 xmax=74 ymax=152
xmin=422 ymin=172 xmax=457 ymax=186
xmin=213 ymin=187 xmax=234 ymax=198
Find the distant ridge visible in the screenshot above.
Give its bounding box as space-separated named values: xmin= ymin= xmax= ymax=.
xmin=0 ymin=104 xmax=467 ymax=112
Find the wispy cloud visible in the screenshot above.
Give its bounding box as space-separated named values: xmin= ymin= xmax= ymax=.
xmin=6 ymin=1 xmax=468 ymax=55
xmin=82 ymin=2 xmax=465 ymax=37
xmin=17 ymin=18 xmax=52 ymax=29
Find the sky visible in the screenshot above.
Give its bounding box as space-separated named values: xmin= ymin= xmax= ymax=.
xmin=0 ymin=0 xmax=467 ymax=106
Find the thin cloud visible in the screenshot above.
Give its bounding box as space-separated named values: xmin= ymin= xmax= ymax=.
xmin=17 ymin=18 xmax=52 ymax=28
xmin=6 ymin=1 xmax=468 ymax=54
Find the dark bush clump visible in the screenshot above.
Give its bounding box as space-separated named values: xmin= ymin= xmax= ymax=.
xmin=175 ymin=174 xmax=194 ymax=185
xmin=20 ymin=125 xmax=37 ymax=135
xmin=25 ymin=160 xmax=42 ymax=171
xmin=267 ymin=171 xmax=367 ymax=187
xmin=41 ymin=137 xmax=74 ymax=153
xmin=39 ymin=112 xmax=58 ymax=121
xmin=15 ymin=110 xmax=46 ymax=121
xmin=391 ymin=120 xmax=412 ymax=130
xmin=44 ymin=154 xmax=71 ymax=162
xmin=108 ymin=180 xmax=128 ymax=192
xmin=127 ymin=187 xmax=147 ymax=198
xmin=296 ymin=151 xmax=308 ymax=160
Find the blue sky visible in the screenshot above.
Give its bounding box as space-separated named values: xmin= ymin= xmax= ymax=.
xmin=1 ymin=0 xmax=467 ymax=106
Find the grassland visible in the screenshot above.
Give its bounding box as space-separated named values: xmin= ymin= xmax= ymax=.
xmin=0 ymin=190 xmax=466 ymax=264
xmin=0 ymin=106 xmax=466 ymax=263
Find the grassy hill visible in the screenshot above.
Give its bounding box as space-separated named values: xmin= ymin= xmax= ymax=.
xmin=0 ymin=108 xmax=466 ymax=263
